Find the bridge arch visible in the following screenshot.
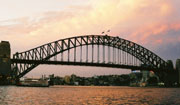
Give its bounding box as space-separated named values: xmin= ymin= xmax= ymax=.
xmin=12 ymin=35 xmax=167 ymax=78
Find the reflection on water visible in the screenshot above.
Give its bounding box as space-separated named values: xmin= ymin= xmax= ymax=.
xmin=0 ymin=86 xmax=180 ymax=105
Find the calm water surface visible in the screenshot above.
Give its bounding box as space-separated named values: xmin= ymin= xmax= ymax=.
xmin=0 ymin=86 xmax=180 ymax=105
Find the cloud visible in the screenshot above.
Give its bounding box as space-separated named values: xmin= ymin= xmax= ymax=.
xmin=0 ymin=0 xmax=179 ymax=57
xmin=129 ymin=22 xmax=180 ymax=46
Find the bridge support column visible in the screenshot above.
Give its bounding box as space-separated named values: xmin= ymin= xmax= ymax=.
xmin=163 ymin=71 xmax=178 ymax=87
xmin=176 ymin=59 xmax=180 ymax=86
xmin=162 ymin=60 xmax=177 ymax=87
xmin=0 ymin=41 xmax=11 ymax=85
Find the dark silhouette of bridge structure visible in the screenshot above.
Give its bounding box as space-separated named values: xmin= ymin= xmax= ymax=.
xmin=10 ymin=35 xmax=178 ymax=85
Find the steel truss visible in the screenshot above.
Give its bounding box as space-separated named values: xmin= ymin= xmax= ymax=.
xmin=11 ymin=35 xmax=167 ymax=78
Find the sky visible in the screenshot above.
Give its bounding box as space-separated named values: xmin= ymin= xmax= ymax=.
xmin=0 ymin=0 xmax=180 ymax=77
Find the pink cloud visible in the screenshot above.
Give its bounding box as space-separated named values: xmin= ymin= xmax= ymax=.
xmin=0 ymin=0 xmax=180 ymax=54
xmin=128 ymin=22 xmax=180 ymax=47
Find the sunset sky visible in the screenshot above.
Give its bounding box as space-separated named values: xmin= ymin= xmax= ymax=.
xmin=0 ymin=0 xmax=180 ymax=77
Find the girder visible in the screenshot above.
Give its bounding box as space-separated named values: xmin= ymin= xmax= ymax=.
xmin=11 ymin=35 xmax=168 ymax=78
xmin=11 ymin=59 xmax=163 ymax=71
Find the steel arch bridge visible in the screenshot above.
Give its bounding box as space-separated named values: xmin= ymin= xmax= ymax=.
xmin=11 ymin=35 xmax=169 ymax=79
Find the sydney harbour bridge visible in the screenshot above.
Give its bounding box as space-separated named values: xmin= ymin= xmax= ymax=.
xmin=0 ymin=35 xmax=179 ymax=86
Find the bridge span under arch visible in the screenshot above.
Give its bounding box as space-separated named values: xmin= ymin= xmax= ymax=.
xmin=11 ymin=35 xmax=168 ymax=79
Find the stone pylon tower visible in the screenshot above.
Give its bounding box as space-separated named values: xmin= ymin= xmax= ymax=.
xmin=176 ymin=59 xmax=180 ymax=86
xmin=0 ymin=41 xmax=11 ymax=85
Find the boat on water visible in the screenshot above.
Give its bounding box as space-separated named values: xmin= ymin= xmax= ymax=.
xmin=17 ymin=78 xmax=50 ymax=87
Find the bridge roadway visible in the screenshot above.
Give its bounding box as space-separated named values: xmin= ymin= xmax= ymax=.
xmin=11 ymin=59 xmax=168 ymax=72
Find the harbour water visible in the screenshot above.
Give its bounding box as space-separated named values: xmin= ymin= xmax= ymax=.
xmin=0 ymin=86 xmax=180 ymax=105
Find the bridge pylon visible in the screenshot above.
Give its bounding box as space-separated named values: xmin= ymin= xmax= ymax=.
xmin=155 ymin=60 xmax=178 ymax=87
xmin=176 ymin=59 xmax=180 ymax=86
xmin=0 ymin=41 xmax=12 ymax=85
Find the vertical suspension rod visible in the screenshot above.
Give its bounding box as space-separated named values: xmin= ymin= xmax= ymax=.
xmin=125 ymin=46 xmax=127 ymax=65
xmin=118 ymin=48 xmax=119 ymax=64
xmin=97 ymin=44 xmax=99 ymax=63
xmin=113 ymin=47 xmax=114 ymax=63
xmin=92 ymin=44 xmax=94 ymax=63
xmin=97 ymin=37 xmax=100 ymax=63
xmin=127 ymin=51 xmax=129 ymax=65
xmin=108 ymin=46 xmax=110 ymax=63
xmin=61 ymin=41 xmax=64 ymax=61
xmin=103 ymin=36 xmax=106 ymax=63
xmin=103 ymin=45 xmax=105 ymax=63
xmin=80 ymin=38 xmax=82 ymax=62
xmin=74 ymin=38 xmax=76 ymax=62
xmin=123 ymin=50 xmax=125 ymax=65
xmin=120 ymin=48 xmax=121 ymax=64
xmin=114 ymin=48 xmax=117 ymax=64
xmin=114 ymin=47 xmax=116 ymax=64
xmin=68 ymin=39 xmax=70 ymax=62
xmin=86 ymin=45 xmax=88 ymax=62
xmin=132 ymin=46 xmax=134 ymax=66
xmin=86 ymin=37 xmax=88 ymax=62
xmin=135 ymin=49 xmax=137 ymax=66
xmin=92 ymin=36 xmax=94 ymax=63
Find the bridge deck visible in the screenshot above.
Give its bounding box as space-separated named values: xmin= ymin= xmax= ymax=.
xmin=11 ymin=59 xmax=165 ymax=72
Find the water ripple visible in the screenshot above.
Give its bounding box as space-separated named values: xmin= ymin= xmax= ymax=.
xmin=0 ymin=86 xmax=180 ymax=105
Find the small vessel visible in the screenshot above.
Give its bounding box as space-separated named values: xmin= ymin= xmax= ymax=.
xmin=17 ymin=78 xmax=49 ymax=87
